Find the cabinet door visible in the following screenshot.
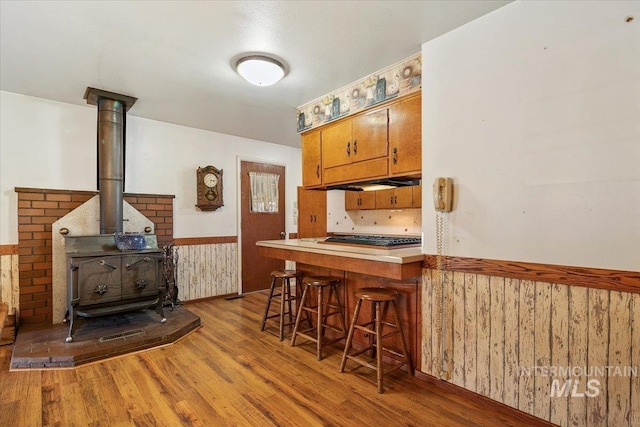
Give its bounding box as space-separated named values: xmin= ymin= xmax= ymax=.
xmin=375 ymin=188 xmax=395 ymax=209
xmin=388 ymin=94 xmax=421 ymax=175
xmin=345 ymin=190 xmax=376 ymax=210
xmin=412 ymin=185 xmax=422 ymax=208
xmin=302 ymin=129 xmax=322 ymax=188
xmin=297 ymin=187 xmax=327 ymax=238
xmin=375 ymin=187 xmax=413 ymax=209
xmin=321 ymin=119 xmax=352 ymax=169
xmin=351 ymin=107 xmax=388 ymax=163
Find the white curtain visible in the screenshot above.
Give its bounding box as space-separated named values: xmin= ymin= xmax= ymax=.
xmin=249 ymin=172 xmax=279 ymax=213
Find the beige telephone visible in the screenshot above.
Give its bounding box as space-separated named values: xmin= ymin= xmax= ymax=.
xmin=433 ymin=177 xmax=453 ymax=212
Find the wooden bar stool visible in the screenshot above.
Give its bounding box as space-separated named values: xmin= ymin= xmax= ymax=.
xmin=339 ymin=287 xmax=414 ymax=393
xmin=290 ymin=275 xmax=347 ymax=361
xmin=260 ymin=270 xmax=302 ymax=341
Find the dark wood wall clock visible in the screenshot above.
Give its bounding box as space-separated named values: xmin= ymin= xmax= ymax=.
xmin=196 ymin=165 xmax=224 ymax=211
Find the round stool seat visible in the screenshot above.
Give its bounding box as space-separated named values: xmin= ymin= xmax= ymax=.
xmin=303 ymin=276 xmax=340 ymax=287
xmin=354 ymin=287 xmax=398 ymax=302
xmin=271 ymin=269 xmax=301 ymax=279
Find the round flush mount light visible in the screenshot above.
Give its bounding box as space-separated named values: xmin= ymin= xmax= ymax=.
xmin=236 ymin=55 xmax=285 ymax=87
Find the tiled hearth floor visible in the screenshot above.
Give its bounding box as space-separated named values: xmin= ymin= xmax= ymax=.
xmin=10 ymin=306 xmax=201 ymax=370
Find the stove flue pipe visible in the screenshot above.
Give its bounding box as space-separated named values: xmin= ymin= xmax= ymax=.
xmin=84 ymin=88 xmax=138 ymax=235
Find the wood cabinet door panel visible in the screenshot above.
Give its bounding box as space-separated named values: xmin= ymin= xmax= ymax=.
xmin=389 ymin=94 xmax=421 ymax=175
xmin=323 ymin=158 xmax=387 ymax=185
xmin=297 ymin=187 xmax=327 ymax=238
xmin=321 ymin=120 xmax=352 ymax=169
xmin=345 ymin=191 xmax=376 ymax=210
xmin=375 ymin=188 xmax=395 ymax=209
xmin=351 ymin=108 xmax=388 ymax=163
xmin=374 ymin=186 xmax=414 ymax=209
xmin=302 ymin=130 xmax=322 ymax=188
xmin=412 ymin=185 xmax=422 ymax=208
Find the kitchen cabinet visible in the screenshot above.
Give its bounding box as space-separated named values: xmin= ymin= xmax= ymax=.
xmin=301 ymin=93 xmax=421 ymax=189
xmin=322 ymin=107 xmax=389 ymax=185
xmin=297 ymin=187 xmax=327 ymax=238
xmin=344 ymin=190 xmax=376 ymax=210
xmin=301 ymin=129 xmax=322 ymax=188
xmin=375 ymin=186 xmax=414 ymax=209
xmin=345 ymin=185 xmax=421 ymax=211
xmin=412 ymin=185 xmax=422 ymax=208
xmin=388 ymin=93 xmax=421 ymax=176
xmin=322 ymin=108 xmax=388 ymax=169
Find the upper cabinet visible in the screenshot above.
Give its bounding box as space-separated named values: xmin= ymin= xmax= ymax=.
xmin=301 ymin=92 xmax=421 ymax=189
xmin=322 ymin=107 xmax=389 ymax=185
xmin=388 ymin=95 xmax=421 ymax=176
xmin=302 ymin=129 xmax=322 ymax=188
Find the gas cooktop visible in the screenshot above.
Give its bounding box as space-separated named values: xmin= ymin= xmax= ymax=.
xmin=323 ymin=235 xmax=421 ymax=247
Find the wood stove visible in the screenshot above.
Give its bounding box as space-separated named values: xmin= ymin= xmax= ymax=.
xmin=64 ymin=235 xmax=165 ymax=342
xmin=61 ymin=87 xmax=166 ymax=343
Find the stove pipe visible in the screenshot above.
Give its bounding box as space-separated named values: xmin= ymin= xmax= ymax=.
xmin=84 ymin=88 xmax=138 ymax=235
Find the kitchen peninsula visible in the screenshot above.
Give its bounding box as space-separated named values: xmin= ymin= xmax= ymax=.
xmin=256 ymin=237 xmax=424 ymax=366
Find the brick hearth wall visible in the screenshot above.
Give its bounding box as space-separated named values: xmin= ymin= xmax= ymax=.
xmin=16 ymin=188 xmax=174 ymax=324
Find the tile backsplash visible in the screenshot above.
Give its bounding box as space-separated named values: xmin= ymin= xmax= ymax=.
xmin=326 ymin=190 xmax=421 ymax=236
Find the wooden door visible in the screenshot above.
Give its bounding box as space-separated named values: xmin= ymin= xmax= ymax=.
xmin=321 ymin=119 xmax=352 ymax=169
xmin=302 ymin=129 xmax=322 ymax=188
xmin=241 ymin=161 xmax=285 ymax=293
xmin=351 ymin=107 xmax=388 ymax=163
xmin=297 ymin=187 xmax=327 ymax=238
xmin=389 ymin=94 xmax=421 ymax=175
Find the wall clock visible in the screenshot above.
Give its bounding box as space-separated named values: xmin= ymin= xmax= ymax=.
xmin=196 ymin=165 xmax=223 ymax=211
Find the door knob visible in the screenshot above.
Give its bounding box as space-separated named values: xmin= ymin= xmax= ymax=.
xmin=280 ymin=231 xmax=286 ymax=239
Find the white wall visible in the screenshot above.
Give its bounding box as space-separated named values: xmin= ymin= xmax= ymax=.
xmin=422 ymin=0 xmax=640 ymax=271
xmin=0 ymin=91 xmax=302 ymax=244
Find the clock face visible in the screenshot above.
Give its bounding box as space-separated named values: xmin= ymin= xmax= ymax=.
xmin=203 ymin=173 xmax=218 ymax=188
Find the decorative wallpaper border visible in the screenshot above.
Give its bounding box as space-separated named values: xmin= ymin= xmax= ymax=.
xmin=296 ymin=52 xmax=421 ymax=133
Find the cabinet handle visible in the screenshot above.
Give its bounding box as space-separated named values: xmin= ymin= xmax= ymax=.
xmin=392 ymin=147 xmax=398 ymax=165
xmin=394 ymin=196 xmax=398 ymax=204
xmin=310 ymin=215 xmax=313 ymax=222
xmin=316 ymin=164 xmax=320 ymax=178
xmin=353 ymin=140 xmax=357 ymax=155
xmin=346 ymin=141 xmax=350 ymax=156
xmin=390 ymin=196 xmax=393 ymax=204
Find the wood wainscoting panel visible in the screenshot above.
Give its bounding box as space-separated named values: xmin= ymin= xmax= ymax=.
xmin=176 ymin=241 xmax=238 ymax=301
xmin=0 ymin=252 xmax=19 ymax=316
xmin=422 ymin=268 xmax=639 ymax=426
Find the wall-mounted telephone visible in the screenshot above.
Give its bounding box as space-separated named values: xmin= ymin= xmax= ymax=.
xmin=433 ymin=177 xmax=453 ymax=212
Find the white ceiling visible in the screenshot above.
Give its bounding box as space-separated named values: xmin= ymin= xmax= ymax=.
xmin=0 ymin=1 xmax=511 ymax=148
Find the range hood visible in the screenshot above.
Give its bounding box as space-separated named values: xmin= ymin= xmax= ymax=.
xmin=326 ymin=178 xmax=421 ymax=191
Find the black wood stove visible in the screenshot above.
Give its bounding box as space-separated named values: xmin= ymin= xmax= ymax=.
xmin=64 ymin=235 xmax=165 ymax=342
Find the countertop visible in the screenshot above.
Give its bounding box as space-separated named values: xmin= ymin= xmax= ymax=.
xmin=256 ymin=238 xmax=424 ymax=280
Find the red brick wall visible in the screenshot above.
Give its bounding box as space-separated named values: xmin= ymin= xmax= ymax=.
xmin=15 ymin=188 xmax=174 ymax=324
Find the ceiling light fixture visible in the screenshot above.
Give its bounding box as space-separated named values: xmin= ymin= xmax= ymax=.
xmin=236 ymin=55 xmax=285 ymax=87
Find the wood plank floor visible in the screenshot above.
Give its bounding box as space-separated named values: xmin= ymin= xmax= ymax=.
xmin=0 ymin=292 xmax=543 ymax=426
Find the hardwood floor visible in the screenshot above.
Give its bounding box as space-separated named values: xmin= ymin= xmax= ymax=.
xmin=1 ymin=292 xmax=543 ymax=426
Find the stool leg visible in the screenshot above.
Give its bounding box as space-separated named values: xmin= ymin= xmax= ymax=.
xmin=278 ymin=278 xmax=287 ymax=341
xmin=330 ymin=283 xmax=348 ymax=337
xmin=339 ymin=298 xmax=363 ymax=372
xmin=375 ymin=301 xmax=384 ymax=393
xmin=285 ymin=278 xmax=294 ymax=326
xmin=290 ymin=284 xmax=309 ymax=347
xmin=260 ymin=276 xmax=277 ymax=331
xmin=392 ymin=299 xmax=414 ymax=377
xmin=316 ymin=285 xmax=324 ymax=360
